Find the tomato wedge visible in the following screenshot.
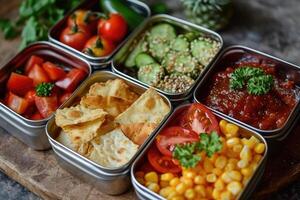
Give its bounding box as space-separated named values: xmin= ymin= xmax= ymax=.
xmin=7 ymin=73 xmax=33 ymax=96
xmin=35 ymin=95 xmax=58 ymax=118
xmin=25 ymin=55 xmax=44 ymax=74
xmin=28 ymin=64 xmax=50 ymax=86
xmin=59 ymin=92 xmax=72 ymax=105
xmin=30 ymin=112 xmax=43 ymax=120
xmin=6 ymin=92 xmax=29 ymax=114
xmin=147 ymin=145 xmax=181 ymax=174
xmin=180 ymin=103 xmax=220 ymax=135
xmin=55 ymin=68 xmax=86 ymax=92
xmin=156 ymin=126 xmax=199 ymax=157
xmin=25 ymin=90 xmax=36 ymax=105
xmin=42 ymin=62 xmax=66 ymax=81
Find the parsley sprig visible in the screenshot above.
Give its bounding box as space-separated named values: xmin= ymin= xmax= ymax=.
xmin=36 ymin=83 xmax=54 ymax=97
xmin=173 ymin=132 xmax=222 ymax=168
xmin=230 ymin=66 xmax=274 ymax=95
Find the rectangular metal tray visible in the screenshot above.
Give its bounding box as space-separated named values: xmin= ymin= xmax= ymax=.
xmin=0 ymin=41 xmax=92 ymax=150
xmin=193 ymin=45 xmax=300 ymax=140
xmin=46 ymin=70 xmax=172 ymax=194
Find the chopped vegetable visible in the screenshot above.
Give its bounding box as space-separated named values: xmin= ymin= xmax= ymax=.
xmin=35 ymin=83 xmax=54 ymax=97
xmin=247 ymin=74 xmax=274 ymax=95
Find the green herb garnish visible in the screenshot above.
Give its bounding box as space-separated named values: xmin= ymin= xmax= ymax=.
xmin=172 ymin=131 xmax=222 ymax=168
xmin=36 ymin=83 xmax=54 ymax=97
xmin=229 ymin=66 xmax=274 ymax=95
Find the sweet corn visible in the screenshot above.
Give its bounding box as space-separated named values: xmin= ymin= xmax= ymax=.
xmin=237 ymin=159 xmax=249 ymax=168
xmin=212 ymin=188 xmax=221 ymax=199
xmin=254 ymin=154 xmax=263 ymax=163
xmin=240 ymin=145 xmax=252 ymax=161
xmin=206 ymin=186 xmax=213 ymax=199
xmin=185 ymin=171 xmax=196 ymax=179
xmin=145 ymin=171 xmax=159 ymax=183
xmin=160 ymin=180 xmax=169 ymax=188
xmin=228 ymin=170 xmax=242 ymax=181
xmin=136 ymin=177 xmax=145 ymax=185
xmin=135 ymin=171 xmax=144 ymax=179
xmin=206 ymin=173 xmax=217 ymax=183
xmin=215 ymin=155 xmax=227 ymax=169
xmin=184 ymin=188 xmax=196 ymax=199
xmin=167 ymin=191 xmax=178 ymax=199
xmin=227 ymin=181 xmax=242 ymax=196
xmin=159 ymin=187 xmax=174 ymax=198
xmin=225 ymin=123 xmax=239 ymax=138
xmin=254 ymin=143 xmax=265 ymax=154
xmin=170 ymin=177 xmax=181 ymax=187
xmin=171 ymin=196 xmax=185 ymax=200
xmin=233 ymin=144 xmax=243 ymax=154
xmin=242 ymin=177 xmax=250 ymax=186
xmin=221 ymin=172 xmax=232 ymax=183
xmin=212 ymin=168 xmax=223 ymax=176
xmin=214 ymin=179 xmax=225 ymax=191
xmin=228 ymin=158 xmax=238 ymax=165
xmin=246 ymin=136 xmax=260 ymax=149
xmin=204 ymin=159 xmax=214 ymax=173
xmin=226 ymin=137 xmax=240 ymax=147
xmin=147 ymin=182 xmax=160 ymax=193
xmin=225 ymin=163 xmax=236 ymax=171
xmin=194 ymin=175 xmax=205 ymax=185
xmin=220 ymin=191 xmax=232 ymax=200
xmin=194 ymin=185 xmax=206 ymax=197
xmin=161 ymin=173 xmax=175 ymax=182
xmin=241 ymin=167 xmax=252 ymax=177
xmin=180 ymin=177 xmax=193 ymax=188
xmin=219 ymin=120 xmax=228 ymax=134
xmin=175 ymin=182 xmax=187 ymax=195
xmin=209 ymin=154 xmax=218 ymax=163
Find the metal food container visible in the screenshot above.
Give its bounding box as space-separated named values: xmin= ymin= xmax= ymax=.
xmin=112 ymin=14 xmax=223 ymax=102
xmin=48 ymin=0 xmax=151 ymax=68
xmin=131 ymin=103 xmax=268 ymax=200
xmin=0 ymin=42 xmax=92 ymax=150
xmin=46 ymin=70 xmax=172 ymax=195
xmin=193 ymin=45 xmax=300 ymax=140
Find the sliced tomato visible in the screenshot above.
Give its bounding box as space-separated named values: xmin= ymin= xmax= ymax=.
xmin=25 ymin=55 xmax=44 ymax=74
xmin=28 ymin=64 xmax=50 ymax=86
xmin=7 ymin=73 xmax=33 ymax=96
xmin=6 ymin=92 xmax=29 ymax=114
xmin=180 ymin=103 xmax=220 ymax=135
xmin=59 ymin=92 xmax=72 ymax=105
xmin=55 ymin=68 xmax=86 ymax=92
xmin=156 ymin=126 xmax=199 ymax=157
xmin=147 ymin=145 xmax=181 ymax=174
xmin=30 ymin=112 xmax=43 ymax=120
xmin=35 ymin=94 xmax=58 ymax=118
xmin=42 ymin=62 xmax=66 ymax=81
xmin=25 ymin=90 xmax=36 ymax=105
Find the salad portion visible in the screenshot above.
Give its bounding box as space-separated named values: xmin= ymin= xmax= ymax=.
xmin=134 ymin=103 xmax=266 ymax=200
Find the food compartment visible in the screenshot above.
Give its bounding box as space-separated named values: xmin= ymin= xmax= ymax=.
xmin=131 ymin=103 xmax=268 ymax=200
xmin=113 ymin=14 xmax=223 ymax=101
xmin=49 ymin=0 xmax=150 ymax=65
xmin=194 ymin=46 xmax=300 ymax=139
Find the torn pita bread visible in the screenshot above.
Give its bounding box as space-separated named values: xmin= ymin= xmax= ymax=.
xmin=88 ymin=128 xmax=138 ymax=168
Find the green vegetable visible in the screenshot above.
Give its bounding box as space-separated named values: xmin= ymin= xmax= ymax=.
xmin=125 ymin=35 xmax=148 ymax=67
xmin=135 ymin=53 xmax=155 ymax=68
xmin=0 ymin=0 xmax=80 ymax=49
xmin=36 ymin=83 xmax=54 ymax=97
xmin=137 ymin=63 xmax=164 ymax=85
xmin=230 ymin=67 xmax=274 ymax=95
xmin=100 ymin=0 xmax=145 ymax=30
xmin=173 ymin=131 xmax=222 ymax=168
xmin=150 ymin=2 xmax=169 ymax=15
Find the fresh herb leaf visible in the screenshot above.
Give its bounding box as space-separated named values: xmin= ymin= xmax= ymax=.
xmin=0 ymin=19 xmax=19 ymax=39
xmin=197 ymin=131 xmax=222 ymax=157
xmin=173 ymin=143 xmax=201 ymax=168
xmin=36 ymin=82 xmax=54 ymax=97
xmin=247 ymin=75 xmax=274 ymax=95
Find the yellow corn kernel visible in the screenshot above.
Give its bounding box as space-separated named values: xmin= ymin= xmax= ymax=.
xmin=206 ymin=186 xmax=213 ymax=199
xmin=167 ymin=191 xmax=178 ymax=199
xmin=254 ymin=143 xmax=265 ymax=154
xmin=225 ymin=123 xmax=239 ymax=138
xmin=204 ymin=159 xmax=214 ymax=173
xmin=228 ymin=158 xmax=239 ymax=165
xmin=214 ymin=179 xmax=225 ymax=191
xmin=237 ymin=159 xmax=249 ymax=169
xmin=215 ymin=155 xmax=227 ymax=169
xmin=147 ymin=182 xmax=160 ymax=193
xmin=135 ymin=171 xmax=145 ymax=179
xmin=220 ymin=191 xmax=233 ymax=200
xmin=136 ymin=177 xmax=145 ymax=185
xmin=242 ymin=177 xmax=250 ymax=186
xmin=240 ymin=145 xmax=252 ymax=161
xmin=253 ymin=154 xmax=263 ymax=163
xmin=145 ymin=171 xmax=159 ymax=183
xmin=227 ymin=181 xmax=242 ymax=196
xmin=161 ymin=173 xmax=175 ymax=182
xmin=170 ymin=196 xmax=185 ymax=200
xmin=209 ymin=154 xmax=218 ymax=163
xmin=170 ymin=177 xmax=181 ymax=187
xmin=219 ymin=120 xmax=228 ymax=134
xmin=228 ymin=170 xmax=242 ymax=181
xmin=241 ymin=167 xmax=252 ymax=177
xmin=160 ymin=180 xmax=169 ymax=188
xmin=226 ymin=137 xmax=240 ymax=147
xmin=212 ymin=188 xmax=221 ymax=199
xmin=250 ymin=163 xmax=258 ymax=171
xmin=206 ymin=173 xmax=217 ymax=183
xmin=184 ymin=188 xmax=196 ymax=199
xmin=246 ymin=136 xmax=260 ymax=149
xmin=180 ymin=177 xmax=193 ymax=188
xmin=212 ymin=168 xmax=223 ymax=176
xmin=185 ymin=171 xmax=196 ymax=179
xmin=194 ymin=175 xmax=205 ymax=185
xmin=175 ymin=183 xmax=187 ymax=195
xmin=159 ymin=187 xmax=174 ymax=198
xmin=194 ymin=185 xmax=206 ymax=197
xmin=233 ymin=144 xmax=243 ymax=154
xmin=221 ymin=172 xmax=232 ymax=183
xmin=225 ymin=163 xmax=236 ymax=171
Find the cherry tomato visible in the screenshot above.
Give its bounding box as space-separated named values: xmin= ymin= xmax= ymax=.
xmin=147 ymin=145 xmax=181 ymax=174
xmin=55 ymin=68 xmax=86 ymax=92
xmin=25 ymin=55 xmax=44 ymax=74
xmin=7 ymin=73 xmax=33 ymax=96
xmin=60 ymin=24 xmax=91 ymax=51
xmin=42 ymin=62 xmax=66 ymax=81
xmin=30 ymin=112 xmax=43 ymax=120
xmin=156 ymin=126 xmax=199 ymax=157
xmin=28 ymin=64 xmax=50 ymax=86
xmin=180 ymin=103 xmax=220 ymax=135
xmin=59 ymin=92 xmax=72 ymax=105
xmin=25 ymin=90 xmax=36 ymax=105
xmin=98 ymin=13 xmax=128 ymax=43
xmin=68 ymin=10 xmax=98 ymax=33
xmin=83 ymin=36 xmax=115 ymax=57
xmin=6 ymin=92 xmax=29 ymax=115
xmin=35 ymin=94 xmax=58 ymax=118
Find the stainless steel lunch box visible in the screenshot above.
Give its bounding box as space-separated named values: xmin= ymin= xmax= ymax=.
xmin=112 ymin=14 xmax=223 ymax=103
xmin=0 ymin=42 xmax=92 ymax=150
xmin=131 ymin=103 xmax=268 ymax=200
xmin=48 ymin=0 xmax=151 ymax=69
xmin=193 ymin=45 xmax=300 ymax=140
xmin=45 ymin=70 xmax=172 ymax=195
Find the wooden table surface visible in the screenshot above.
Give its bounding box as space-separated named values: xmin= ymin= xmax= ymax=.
xmin=1 ymin=0 xmax=300 ymax=200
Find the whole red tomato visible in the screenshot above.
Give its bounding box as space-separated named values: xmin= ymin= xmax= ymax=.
xmin=83 ymin=36 xmax=115 ymax=57
xmin=68 ymin=10 xmax=98 ymax=33
xmin=60 ymin=24 xmax=91 ymax=51
xmin=98 ymin=13 xmax=128 ymax=43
